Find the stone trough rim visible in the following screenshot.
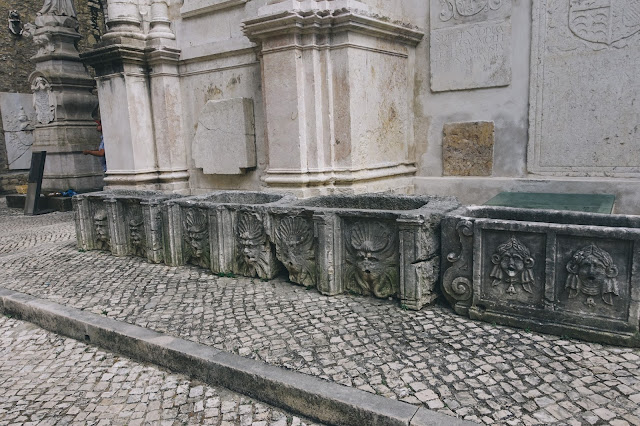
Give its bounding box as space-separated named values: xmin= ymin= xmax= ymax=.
xmin=0 ymin=286 xmax=474 ymax=426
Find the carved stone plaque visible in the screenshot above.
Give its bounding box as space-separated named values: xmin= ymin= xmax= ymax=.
xmin=443 ymin=121 xmax=494 ymax=176
xmin=430 ymin=0 xmax=512 ymax=91
xmin=528 ymin=0 xmax=640 ymax=176
xmin=0 ymin=93 xmax=35 ymax=170
xmin=555 ymin=236 xmax=631 ymax=321
xmin=480 ymin=231 xmax=546 ymax=308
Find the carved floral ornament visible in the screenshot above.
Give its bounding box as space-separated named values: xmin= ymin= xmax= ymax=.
xmin=440 ymin=0 xmax=503 ymax=21
xmin=345 ymin=221 xmax=398 ymax=299
xmin=490 ymin=236 xmax=535 ymax=295
xmin=565 ymin=244 xmax=619 ymax=307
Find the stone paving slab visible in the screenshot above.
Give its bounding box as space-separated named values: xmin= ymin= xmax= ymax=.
xmin=0 ymin=314 xmax=323 ymax=426
xmin=2 ymin=199 xmax=640 ymax=425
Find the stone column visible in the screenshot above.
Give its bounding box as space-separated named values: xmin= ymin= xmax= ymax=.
xmin=244 ymin=0 xmax=424 ymax=196
xmin=29 ymin=2 xmax=103 ymax=192
xmin=81 ymin=0 xmax=189 ymax=192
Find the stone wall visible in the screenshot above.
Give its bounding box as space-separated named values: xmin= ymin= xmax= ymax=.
xmin=0 ymin=0 xmax=105 ymax=178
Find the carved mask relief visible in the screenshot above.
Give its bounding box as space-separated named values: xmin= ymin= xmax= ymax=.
xmin=345 ymin=221 xmax=398 ymax=299
xmin=273 ymin=216 xmax=316 ymax=287
xmin=490 ymin=236 xmax=535 ymax=295
xmin=236 ymin=212 xmax=273 ymax=278
xmin=565 ymin=244 xmax=619 ymax=307
xmin=184 ymin=209 xmax=209 ymax=269
xmin=94 ymin=210 xmax=110 ymax=250
xmin=128 ymin=213 xmax=146 ymax=257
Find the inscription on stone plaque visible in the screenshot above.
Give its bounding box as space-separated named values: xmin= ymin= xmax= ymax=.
xmin=430 ymin=0 xmax=512 ymax=91
xmin=529 ymin=0 xmax=640 ymax=176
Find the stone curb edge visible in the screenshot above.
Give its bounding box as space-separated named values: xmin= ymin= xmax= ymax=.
xmin=0 ymin=287 xmax=474 ymax=426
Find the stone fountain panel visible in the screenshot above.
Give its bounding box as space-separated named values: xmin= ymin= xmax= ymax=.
xmin=73 ymin=192 xmax=113 ymax=253
xmin=269 ymin=194 xmax=460 ymax=309
xmin=442 ymin=206 xmax=640 ymax=346
xmin=164 ymin=191 xmax=294 ymax=279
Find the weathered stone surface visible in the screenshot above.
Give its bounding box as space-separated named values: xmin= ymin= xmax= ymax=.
xmin=192 ymin=98 xmax=256 ymax=175
xmin=441 ymin=205 xmax=640 ymax=346
xmin=269 ymin=193 xmax=460 ymax=309
xmin=164 ymin=191 xmax=293 ymax=279
xmin=0 ymin=93 xmax=35 ymax=170
xmin=528 ymin=0 xmax=640 ymax=177
xmin=442 ymin=121 xmax=494 ymax=176
xmin=430 ymin=0 xmax=512 ymax=91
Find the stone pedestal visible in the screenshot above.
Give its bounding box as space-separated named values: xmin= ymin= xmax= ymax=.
xmin=244 ymin=1 xmax=424 ymax=196
xmin=81 ymin=0 xmax=189 ymax=193
xmin=29 ymin=13 xmax=103 ymax=192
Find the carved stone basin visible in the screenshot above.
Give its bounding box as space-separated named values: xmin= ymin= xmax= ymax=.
xmin=73 ymin=190 xmax=182 ymax=263
xmin=441 ymin=205 xmax=640 ymax=346
xmin=267 ymin=194 xmax=459 ymax=310
xmin=163 ymin=191 xmax=295 ymax=279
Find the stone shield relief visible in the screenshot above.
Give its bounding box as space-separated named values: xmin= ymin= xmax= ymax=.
xmin=344 ymin=220 xmax=399 ymax=298
xmin=273 ymin=216 xmax=316 ymax=288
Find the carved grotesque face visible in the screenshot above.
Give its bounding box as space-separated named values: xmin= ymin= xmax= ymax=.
xmin=577 ymin=255 xmax=607 ymax=287
xmin=94 ymin=212 xmax=108 ymax=242
xmin=355 ymin=249 xmax=384 ymax=285
xmin=184 ymin=210 xmax=207 ymax=260
xmin=240 ymin=237 xmax=262 ymax=266
xmin=499 ymin=248 xmax=526 ymax=278
xmin=129 ymin=220 xmax=143 ymax=247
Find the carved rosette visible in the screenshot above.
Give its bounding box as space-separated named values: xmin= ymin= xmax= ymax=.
xmin=93 ymin=209 xmax=110 ymax=251
xmin=128 ymin=210 xmax=146 ymax=257
xmin=31 ymin=77 xmax=55 ymax=125
xmin=236 ymin=212 xmax=279 ymax=279
xmin=183 ymin=209 xmax=210 ymax=269
xmin=273 ymin=216 xmax=316 ymax=288
xmin=344 ymin=221 xmax=399 ymax=298
xmin=442 ymin=220 xmax=474 ymax=311
xmin=565 ymin=244 xmax=619 ymax=308
xmin=489 ymin=236 xmax=535 ymax=295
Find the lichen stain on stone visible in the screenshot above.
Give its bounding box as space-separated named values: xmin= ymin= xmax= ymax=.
xmin=206 ymin=85 xmax=223 ymax=101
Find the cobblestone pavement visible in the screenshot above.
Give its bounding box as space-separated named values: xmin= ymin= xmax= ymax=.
xmin=0 ymin=315 xmax=322 ymax=426
xmin=2 ymin=198 xmax=640 ymax=425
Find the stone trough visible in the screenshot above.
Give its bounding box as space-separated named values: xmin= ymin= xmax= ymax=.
xmin=441 ymin=206 xmax=640 ymax=347
xmin=163 ymin=191 xmax=295 ymax=279
xmin=267 ymin=194 xmax=459 ymax=310
xmin=73 ymin=190 xmax=182 ymax=263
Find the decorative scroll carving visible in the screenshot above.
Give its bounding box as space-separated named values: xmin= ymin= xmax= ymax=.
xmin=31 ymin=77 xmax=55 ymax=124
xmin=273 ymin=217 xmax=316 ymax=288
xmin=345 ymin=221 xmax=398 ymax=298
xmin=569 ymin=0 xmax=640 ymax=46
xmin=566 ymin=244 xmax=619 ymax=307
xmin=236 ymin=212 xmax=278 ymax=279
xmin=94 ymin=210 xmax=110 ymax=251
xmin=184 ymin=209 xmax=210 ymax=269
xmin=128 ymin=213 xmax=146 ymax=257
xmin=442 ymin=220 xmax=474 ymax=305
xmin=490 ymin=236 xmax=535 ymax=295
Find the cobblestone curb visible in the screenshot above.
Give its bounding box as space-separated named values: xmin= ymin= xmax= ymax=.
xmin=0 ymin=287 xmax=472 ymax=426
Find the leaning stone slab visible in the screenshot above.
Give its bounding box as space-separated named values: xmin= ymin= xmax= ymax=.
xmin=268 ymin=194 xmax=459 ymax=310
xmin=73 ymin=190 xmax=182 ymax=262
xmin=163 ymin=191 xmax=295 ymax=279
xmin=441 ymin=205 xmax=640 ymax=346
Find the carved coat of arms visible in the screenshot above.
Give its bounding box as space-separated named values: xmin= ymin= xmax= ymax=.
xmin=569 ymin=0 xmax=640 ymax=45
